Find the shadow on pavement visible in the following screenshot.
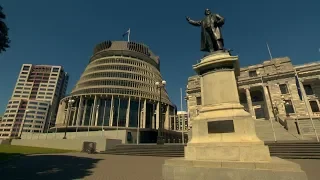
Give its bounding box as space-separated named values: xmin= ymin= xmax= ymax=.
xmin=0 ymin=153 xmax=102 ymax=180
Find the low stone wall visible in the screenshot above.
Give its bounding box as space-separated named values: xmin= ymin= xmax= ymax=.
xmin=19 ymin=130 xmax=128 ymax=143
xmin=11 ymin=137 xmax=122 ymax=152
xmin=0 ymin=139 xmax=11 ymax=145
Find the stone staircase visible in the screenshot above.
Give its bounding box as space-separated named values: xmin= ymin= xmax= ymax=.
xmin=255 ymin=120 xmax=301 ymax=141
xmin=298 ymin=118 xmax=320 ymax=140
xmin=100 ymin=142 xmax=320 ymax=159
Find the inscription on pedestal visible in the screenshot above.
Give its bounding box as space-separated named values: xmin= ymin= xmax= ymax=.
xmin=207 ymin=120 xmax=235 ymax=134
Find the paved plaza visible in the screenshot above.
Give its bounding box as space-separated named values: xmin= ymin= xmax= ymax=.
xmin=0 ymin=152 xmax=319 ymax=180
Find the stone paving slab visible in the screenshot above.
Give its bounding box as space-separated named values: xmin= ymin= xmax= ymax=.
xmin=0 ymin=152 xmax=319 ymax=180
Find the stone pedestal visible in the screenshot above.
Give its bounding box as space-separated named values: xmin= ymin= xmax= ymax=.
xmin=162 ymin=51 xmax=308 ymax=180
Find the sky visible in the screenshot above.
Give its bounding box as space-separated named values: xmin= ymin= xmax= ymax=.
xmin=0 ymin=0 xmax=319 ymax=113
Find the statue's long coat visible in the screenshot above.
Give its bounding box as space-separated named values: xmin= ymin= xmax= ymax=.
xmin=188 ymin=13 xmax=225 ymax=52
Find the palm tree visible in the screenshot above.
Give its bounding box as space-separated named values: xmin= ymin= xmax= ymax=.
xmin=0 ymin=5 xmax=10 ymax=53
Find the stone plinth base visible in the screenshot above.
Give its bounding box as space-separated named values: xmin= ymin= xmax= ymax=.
xmin=185 ymin=142 xmax=271 ymax=162
xmin=163 ymin=157 xmax=308 ymax=180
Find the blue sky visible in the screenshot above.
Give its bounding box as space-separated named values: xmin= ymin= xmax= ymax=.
xmin=0 ymin=0 xmax=319 ymax=113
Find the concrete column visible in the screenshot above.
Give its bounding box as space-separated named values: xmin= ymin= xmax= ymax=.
xmin=81 ymin=99 xmax=87 ymax=126
xmin=76 ymin=96 xmax=83 ymax=126
xmin=156 ymin=101 xmax=160 ymax=129
xmin=94 ymin=98 xmax=100 ymax=126
xmin=245 ymin=88 xmax=254 ymax=117
xmin=72 ymin=107 xmax=78 ymax=126
xmin=91 ymin=95 xmax=98 ymax=126
xmin=173 ymin=109 xmax=177 ymax=130
xmin=109 ymin=95 xmax=114 ymax=127
xmin=125 ymin=97 xmax=131 ymax=127
xmin=151 ymin=103 xmax=156 ymax=129
xmin=263 ymin=85 xmax=275 ymax=120
xmin=164 ymin=105 xmax=170 ymax=130
xmin=142 ymin=99 xmax=147 ymax=128
xmin=300 ymin=79 xmax=313 ymax=115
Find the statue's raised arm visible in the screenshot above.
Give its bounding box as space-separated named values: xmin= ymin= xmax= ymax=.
xmin=186 ymin=16 xmax=201 ymax=26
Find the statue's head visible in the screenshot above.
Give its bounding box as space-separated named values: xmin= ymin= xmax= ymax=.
xmin=204 ymin=9 xmax=211 ymax=16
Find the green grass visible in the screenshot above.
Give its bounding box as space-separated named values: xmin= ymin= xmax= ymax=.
xmin=0 ymin=145 xmax=74 ymax=161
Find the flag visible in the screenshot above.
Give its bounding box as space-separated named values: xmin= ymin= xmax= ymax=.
xmin=295 ymin=74 xmax=303 ymax=101
xmin=122 ymin=28 xmax=130 ymax=37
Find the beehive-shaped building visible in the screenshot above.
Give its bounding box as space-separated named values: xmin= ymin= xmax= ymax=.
xmin=55 ymin=41 xmax=175 ymax=131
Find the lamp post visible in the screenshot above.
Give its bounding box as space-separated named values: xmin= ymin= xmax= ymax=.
xmin=19 ymin=109 xmax=30 ymax=139
xmin=156 ymin=80 xmax=166 ymax=145
xmin=63 ymin=98 xmax=75 ymax=139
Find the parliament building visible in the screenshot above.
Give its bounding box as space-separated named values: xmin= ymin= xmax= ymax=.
xmin=186 ymin=57 xmax=320 ymax=141
xmin=54 ymin=41 xmax=179 ymax=142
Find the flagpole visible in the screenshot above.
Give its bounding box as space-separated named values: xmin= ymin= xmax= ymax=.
xmin=180 ymin=88 xmax=185 ymax=144
xmin=257 ymin=72 xmax=277 ymax=142
xmin=266 ymin=42 xmax=273 ymax=59
xmin=128 ymin=28 xmax=130 ymax=42
xmin=295 ymin=69 xmax=319 ymax=142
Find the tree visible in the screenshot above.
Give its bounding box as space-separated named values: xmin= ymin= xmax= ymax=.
xmin=0 ymin=5 xmax=10 ymax=53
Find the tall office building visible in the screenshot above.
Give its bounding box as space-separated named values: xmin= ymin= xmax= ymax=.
xmin=170 ymin=111 xmax=189 ymax=132
xmin=0 ymin=64 xmax=68 ymax=139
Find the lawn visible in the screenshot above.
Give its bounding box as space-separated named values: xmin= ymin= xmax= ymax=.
xmin=0 ymin=145 xmax=74 ymax=161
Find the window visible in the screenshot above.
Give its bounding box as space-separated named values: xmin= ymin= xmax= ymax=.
xmin=248 ymin=70 xmax=257 ymax=77
xmin=309 ymin=101 xmax=320 ymax=112
xmin=196 ymin=97 xmax=201 ymax=105
xmin=284 ymin=100 xmax=295 ymax=114
xmin=279 ymin=84 xmax=289 ymax=94
xmin=52 ymin=68 xmax=59 ymax=72
xmin=304 ymin=85 xmax=314 ymax=95
xmin=39 ymin=103 xmax=48 ymax=106
xmin=23 ymin=66 xmax=30 ymax=71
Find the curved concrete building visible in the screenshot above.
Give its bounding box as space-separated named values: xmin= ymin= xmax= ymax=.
xmin=55 ymin=41 xmax=175 ymax=132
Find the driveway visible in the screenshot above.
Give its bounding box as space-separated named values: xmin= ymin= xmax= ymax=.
xmin=0 ymin=153 xmax=319 ymax=180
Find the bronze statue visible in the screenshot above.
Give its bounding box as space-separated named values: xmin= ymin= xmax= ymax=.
xmin=186 ymin=9 xmax=225 ymax=52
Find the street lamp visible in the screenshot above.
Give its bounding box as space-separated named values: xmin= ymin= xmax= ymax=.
xmin=19 ymin=109 xmax=30 ymax=139
xmin=63 ymin=98 xmax=75 ymax=139
xmin=156 ymin=80 xmax=166 ymax=145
